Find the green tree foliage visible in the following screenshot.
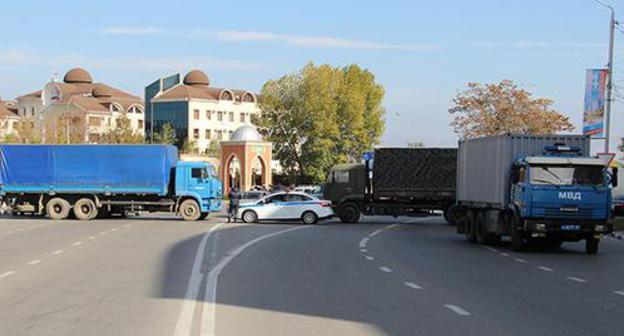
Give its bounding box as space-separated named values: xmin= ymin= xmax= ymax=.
xmin=102 ymin=114 xmax=144 ymax=144
xmin=181 ymin=139 xmax=198 ymax=154
xmin=153 ymin=122 xmax=177 ymax=144
xmin=254 ymin=63 xmax=386 ymax=182
xmin=204 ymin=139 xmax=221 ymax=157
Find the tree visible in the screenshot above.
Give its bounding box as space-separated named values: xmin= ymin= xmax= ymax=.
xmin=254 ymin=62 xmax=386 ymax=183
xmin=449 ymin=80 xmax=574 ymax=139
xmin=204 ymin=139 xmax=221 ymax=157
xmin=6 ymin=118 xmax=42 ymax=144
xmin=153 ymin=122 xmax=177 ymax=144
xmin=102 ymin=114 xmax=144 ymax=144
xmin=181 ymin=139 xmax=198 ymax=154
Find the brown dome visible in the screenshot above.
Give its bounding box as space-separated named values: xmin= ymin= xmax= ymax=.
xmin=183 ymin=70 xmax=210 ymax=86
xmin=92 ymin=84 xmax=112 ymax=98
xmin=64 ymin=68 xmax=93 ymax=84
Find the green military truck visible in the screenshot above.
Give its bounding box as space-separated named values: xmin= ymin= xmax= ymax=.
xmin=324 ymin=148 xmax=458 ymax=223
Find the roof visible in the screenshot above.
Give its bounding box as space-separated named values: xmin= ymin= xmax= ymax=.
xmin=0 ymin=100 xmax=18 ymax=116
xmin=230 ymin=125 xmax=262 ymax=142
xmin=151 ymin=70 xmax=256 ymax=103
xmin=63 ymin=67 xmax=93 ymax=84
xmin=17 ymin=90 xmax=42 ymax=99
xmin=525 ymin=157 xmax=606 ymax=166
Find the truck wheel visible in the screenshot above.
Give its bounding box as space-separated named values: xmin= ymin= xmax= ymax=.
xmin=586 ymin=237 xmax=599 ymax=255
xmin=46 ymin=198 xmax=71 ymax=220
xmin=301 ymin=211 xmax=318 ymax=225
xmin=73 ymin=198 xmax=98 ymax=221
xmin=179 ymin=199 xmax=201 ymax=221
xmin=242 ymin=210 xmax=258 ymax=223
xmin=510 ymin=215 xmax=525 ymax=252
xmin=444 ymin=204 xmax=461 ymax=226
xmin=465 ymin=211 xmax=477 ymax=243
xmin=339 ymin=203 xmax=360 ymax=223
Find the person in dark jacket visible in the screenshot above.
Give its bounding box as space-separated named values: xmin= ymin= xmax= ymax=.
xmin=228 ymin=187 xmax=241 ymax=223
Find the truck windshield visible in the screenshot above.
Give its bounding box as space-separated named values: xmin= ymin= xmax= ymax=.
xmin=529 ymin=165 xmax=603 ymax=186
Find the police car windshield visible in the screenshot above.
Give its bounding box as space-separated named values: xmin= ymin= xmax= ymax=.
xmin=529 ymin=165 xmax=603 ymax=186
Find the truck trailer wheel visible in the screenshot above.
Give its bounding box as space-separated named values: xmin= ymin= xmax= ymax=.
xmin=74 ymin=198 xmax=98 ymax=221
xmin=465 ymin=211 xmax=477 ymax=243
xmin=585 ymin=238 xmax=599 ymax=255
xmin=46 ymin=198 xmax=71 ymax=220
xmin=179 ymin=199 xmax=201 ymax=221
xmin=444 ymin=204 xmax=462 ymax=226
xmin=339 ymin=203 xmax=361 ymax=223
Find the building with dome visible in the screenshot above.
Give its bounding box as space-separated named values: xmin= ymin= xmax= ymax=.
xmin=220 ymin=125 xmax=272 ymax=192
xmin=145 ymin=70 xmax=260 ymax=153
xmin=15 ymin=67 xmax=144 ymax=142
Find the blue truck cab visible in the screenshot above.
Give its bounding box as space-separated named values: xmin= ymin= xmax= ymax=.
xmin=175 ymin=161 xmax=222 ymax=213
xmin=509 ymin=145 xmax=617 ymax=253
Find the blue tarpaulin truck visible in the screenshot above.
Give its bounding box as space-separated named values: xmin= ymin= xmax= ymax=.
xmin=0 ymin=145 xmax=222 ymax=221
xmin=455 ymin=134 xmax=617 ymax=254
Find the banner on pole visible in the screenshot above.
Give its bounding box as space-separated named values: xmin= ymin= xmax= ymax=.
xmin=583 ymin=69 xmax=608 ymax=137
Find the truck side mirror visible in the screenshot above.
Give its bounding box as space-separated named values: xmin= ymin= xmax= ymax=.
xmin=510 ymin=167 xmax=520 ymax=184
xmin=612 ymin=167 xmax=619 ymax=187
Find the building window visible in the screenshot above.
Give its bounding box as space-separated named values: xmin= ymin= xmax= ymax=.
xmin=193 ymin=109 xmax=200 ymax=120
xmin=193 ymin=128 xmax=199 ymax=139
xmin=89 ymin=117 xmax=101 ymax=127
xmin=229 ymin=112 xmax=234 ymax=122
xmin=205 ymin=129 xmax=211 ymax=139
xmin=240 ymin=113 xmax=246 ymax=123
xmin=228 ymin=130 xmax=233 ymax=139
xmin=31 ymin=107 xmax=35 ymax=116
xmin=217 ymin=130 xmax=223 ymax=140
xmin=22 ymin=107 xmax=26 ymax=115
xmin=138 ymin=120 xmax=144 ymax=129
xmin=205 ymin=110 xmax=211 ymax=120
xmin=217 ymin=111 xmax=223 ymax=121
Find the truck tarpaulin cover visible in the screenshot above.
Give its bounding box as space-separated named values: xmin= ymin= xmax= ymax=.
xmin=0 ymin=145 xmax=178 ymax=196
xmin=373 ymin=148 xmax=457 ymax=197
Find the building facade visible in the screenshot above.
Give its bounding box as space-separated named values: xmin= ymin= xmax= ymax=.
xmin=15 ymin=68 xmax=144 ymax=143
xmin=145 ymin=70 xmax=260 ymax=153
xmin=0 ymin=99 xmax=20 ymax=138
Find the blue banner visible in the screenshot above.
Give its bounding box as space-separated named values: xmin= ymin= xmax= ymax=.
xmin=583 ymin=69 xmax=607 ymax=137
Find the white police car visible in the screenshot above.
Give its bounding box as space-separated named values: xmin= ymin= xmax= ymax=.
xmin=237 ymin=192 xmax=334 ymax=224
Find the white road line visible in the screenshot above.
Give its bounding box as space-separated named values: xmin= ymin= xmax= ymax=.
xmin=537 ymin=266 xmax=554 ymax=272
xmin=28 ymin=259 xmax=42 ymax=266
xmin=444 ymin=304 xmax=471 ymax=316
xmin=483 ymin=246 xmax=498 ymax=252
xmin=0 ymin=271 xmax=16 ymax=279
xmin=499 ymin=253 xmax=510 ymax=257
xmin=5 ymin=231 xmax=13 ymax=234
xmin=567 ymin=276 xmax=587 ymax=283
xmin=199 ymin=226 xmax=311 ymax=336
xmin=52 ymin=249 xmax=63 ymax=255
xmin=88 ymin=236 xmax=95 ymax=240
xmin=172 ymin=223 xmax=224 ymax=336
xmin=514 ymin=258 xmax=527 ymax=263
xmin=359 ymin=237 xmax=369 ymax=248
xmin=369 ymin=229 xmax=384 ymax=237
xmin=379 ymin=266 xmax=393 ymax=273
xmin=404 ymin=282 xmax=422 ymax=290
xmin=360 ymin=248 xmax=368 ymax=253
xmin=111 ymin=228 xmax=119 ymax=232
xmin=614 ymin=291 xmax=624 ymax=296
xmin=365 ymin=256 xmax=375 ymax=261
xmin=99 ymin=231 xmax=107 ymax=235
xmin=72 ymin=241 xmax=83 ymax=246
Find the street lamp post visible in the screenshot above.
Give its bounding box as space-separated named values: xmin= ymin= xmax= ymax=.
xmin=595 ymin=0 xmax=616 ymax=153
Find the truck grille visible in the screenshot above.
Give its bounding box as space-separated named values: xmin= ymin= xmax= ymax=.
xmin=540 ymin=207 xmax=593 ymax=218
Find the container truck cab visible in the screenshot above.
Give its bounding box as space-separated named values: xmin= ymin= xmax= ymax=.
xmin=174 ymin=161 xmax=223 ymax=216
xmin=508 ymin=146 xmax=615 ymax=252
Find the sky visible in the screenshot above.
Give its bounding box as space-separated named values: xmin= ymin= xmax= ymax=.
xmin=1 ymin=0 xmax=624 ymax=153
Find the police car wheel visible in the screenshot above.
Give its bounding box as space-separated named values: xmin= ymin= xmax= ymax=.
xmin=242 ymin=210 xmax=258 ymax=223
xmin=302 ymin=211 xmax=318 ymax=225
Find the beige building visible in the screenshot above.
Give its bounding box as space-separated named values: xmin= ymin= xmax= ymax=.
xmin=145 ymin=70 xmax=260 ymax=153
xmin=15 ymin=68 xmax=144 ymax=142
xmin=0 ymin=99 xmax=20 ymax=137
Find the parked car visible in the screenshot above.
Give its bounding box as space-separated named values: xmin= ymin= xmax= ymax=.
xmin=236 ymin=192 xmax=334 ymax=224
xmin=240 ymin=190 xmax=269 ymax=204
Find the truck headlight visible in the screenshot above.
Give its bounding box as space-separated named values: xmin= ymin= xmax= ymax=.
xmin=595 ymin=225 xmax=605 ymax=232
xmin=535 ymin=223 xmax=547 ymax=231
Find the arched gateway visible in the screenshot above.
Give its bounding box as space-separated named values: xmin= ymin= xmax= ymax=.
xmin=220 ymin=126 xmax=272 ymax=192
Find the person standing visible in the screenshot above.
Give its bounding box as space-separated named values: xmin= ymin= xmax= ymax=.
xmin=228 ymin=187 xmax=241 ymax=223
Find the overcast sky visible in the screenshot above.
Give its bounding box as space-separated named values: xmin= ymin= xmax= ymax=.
xmin=1 ymin=0 xmax=623 ymax=152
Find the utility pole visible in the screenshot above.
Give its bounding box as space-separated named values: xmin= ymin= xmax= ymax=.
xmin=595 ymin=0 xmax=617 ymax=153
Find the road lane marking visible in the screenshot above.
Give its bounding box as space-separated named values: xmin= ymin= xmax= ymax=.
xmin=199 ymin=225 xmax=311 ymax=336
xmin=360 ymin=248 xmax=368 ymax=253
xmin=614 ymin=291 xmax=624 ymax=296
xmin=99 ymin=231 xmax=107 ymax=235
xmin=88 ymin=236 xmax=95 ymax=240
xmin=404 ymin=282 xmax=422 ymax=290
xmin=172 ymin=223 xmax=224 ymax=336
xmin=359 ymin=237 xmax=369 ymax=248
xmin=369 ymin=229 xmax=384 ymax=237
xmin=0 ymin=271 xmax=16 ymax=279
xmin=365 ymin=256 xmax=374 ymax=261
xmin=72 ymin=242 xmax=83 ymax=246
xmin=482 ymin=246 xmax=498 ymax=252
xmin=111 ymin=228 xmax=119 ymax=232
xmin=499 ymin=253 xmax=510 ymax=257
xmin=444 ymin=304 xmax=471 ymax=316
xmin=567 ymin=276 xmax=587 ymax=283
xmin=514 ymin=258 xmax=527 ymax=263
xmin=27 ymin=259 xmax=42 ymax=265
xmin=52 ymin=250 xmax=63 ymax=255
xmin=379 ymin=266 xmax=393 ymax=273
xmin=537 ymin=266 xmax=554 ymax=272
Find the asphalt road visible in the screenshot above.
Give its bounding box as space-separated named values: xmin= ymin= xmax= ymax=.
xmin=1 ymin=213 xmax=624 ymax=336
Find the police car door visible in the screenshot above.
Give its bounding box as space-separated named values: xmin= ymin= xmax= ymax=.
xmin=261 ymin=193 xmax=288 ymax=219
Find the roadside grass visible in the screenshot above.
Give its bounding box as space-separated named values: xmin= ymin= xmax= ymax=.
xmin=610 ymin=217 xmax=624 ymax=231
